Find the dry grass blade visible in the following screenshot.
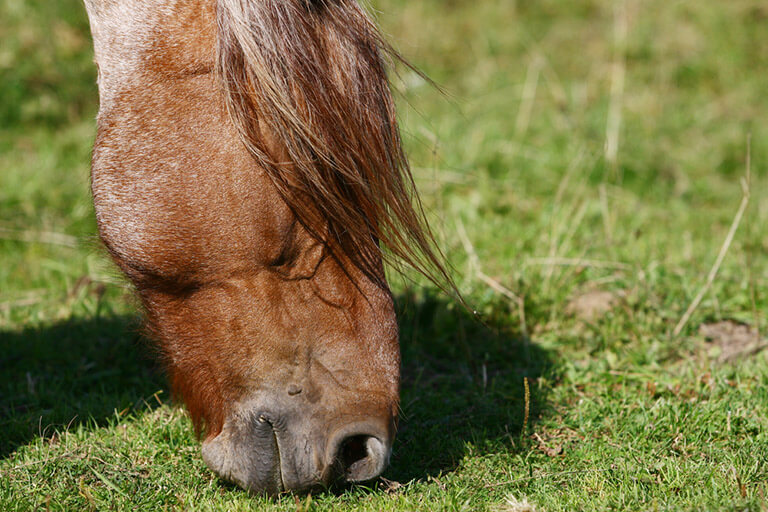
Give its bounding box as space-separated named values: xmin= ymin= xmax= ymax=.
xmin=605 ymin=0 xmax=628 ymax=168
xmin=0 ymin=227 xmax=79 ymax=248
xmin=673 ymin=141 xmax=752 ymax=337
xmin=456 ymin=219 xmax=528 ymax=338
xmin=514 ymin=55 xmax=543 ymax=142
xmin=0 ymin=291 xmax=48 ymax=311
xmin=527 ymin=257 xmax=630 ymax=270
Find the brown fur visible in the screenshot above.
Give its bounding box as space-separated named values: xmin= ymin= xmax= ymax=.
xmin=84 ymin=0 xmax=448 ymax=488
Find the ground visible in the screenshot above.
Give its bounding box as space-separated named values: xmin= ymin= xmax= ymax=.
xmin=1 ymin=0 xmax=767 ymax=510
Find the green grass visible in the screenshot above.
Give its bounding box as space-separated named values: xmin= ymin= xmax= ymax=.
xmin=2 ymin=0 xmax=767 ymax=510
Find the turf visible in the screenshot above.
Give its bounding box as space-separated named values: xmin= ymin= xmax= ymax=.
xmin=1 ymin=0 xmax=767 ymax=510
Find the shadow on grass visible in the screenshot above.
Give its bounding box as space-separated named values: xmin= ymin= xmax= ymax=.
xmin=0 ymin=292 xmax=556 ymax=488
xmin=0 ymin=315 xmax=166 ymax=457
xmin=384 ymin=291 xmax=555 ymax=483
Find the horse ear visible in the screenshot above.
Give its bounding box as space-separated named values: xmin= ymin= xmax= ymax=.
xmin=216 ymin=0 xmax=459 ymax=298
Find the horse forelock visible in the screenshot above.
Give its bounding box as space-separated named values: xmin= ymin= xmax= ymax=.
xmin=215 ymin=0 xmax=454 ymax=293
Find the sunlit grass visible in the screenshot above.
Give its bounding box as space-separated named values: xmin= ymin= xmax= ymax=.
xmin=1 ymin=0 xmax=767 ymax=510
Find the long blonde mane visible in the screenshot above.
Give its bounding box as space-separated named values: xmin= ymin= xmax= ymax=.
xmin=216 ymin=0 xmax=453 ymax=291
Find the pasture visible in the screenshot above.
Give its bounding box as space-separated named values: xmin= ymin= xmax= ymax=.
xmin=1 ymin=0 xmax=767 ymax=509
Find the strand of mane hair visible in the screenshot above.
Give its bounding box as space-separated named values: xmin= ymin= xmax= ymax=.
xmin=215 ymin=0 xmax=458 ymax=297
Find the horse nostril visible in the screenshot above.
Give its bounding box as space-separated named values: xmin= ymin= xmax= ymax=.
xmin=341 ymin=435 xmax=367 ymax=468
xmin=337 ymin=434 xmax=387 ymax=482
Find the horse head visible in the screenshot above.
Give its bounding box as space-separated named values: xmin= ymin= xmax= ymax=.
xmin=83 ymin=0 xmax=447 ymax=495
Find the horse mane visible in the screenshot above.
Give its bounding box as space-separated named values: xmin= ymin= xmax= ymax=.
xmin=216 ymin=0 xmax=454 ymax=292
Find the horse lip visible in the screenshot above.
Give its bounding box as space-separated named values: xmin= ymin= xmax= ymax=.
xmin=200 ymin=411 xmax=285 ymax=496
xmin=260 ymin=416 xmax=285 ymax=494
xmin=270 ymin=425 xmax=319 ymax=494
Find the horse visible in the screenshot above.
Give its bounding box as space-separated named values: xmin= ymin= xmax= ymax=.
xmin=82 ymin=0 xmax=450 ymax=495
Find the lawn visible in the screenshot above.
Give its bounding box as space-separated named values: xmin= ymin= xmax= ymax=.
xmin=1 ymin=0 xmax=767 ymax=510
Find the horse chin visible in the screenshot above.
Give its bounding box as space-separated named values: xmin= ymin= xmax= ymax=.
xmin=201 ymin=396 xmax=394 ymax=495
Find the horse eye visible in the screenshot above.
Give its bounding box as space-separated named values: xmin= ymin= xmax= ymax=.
xmin=268 ymin=242 xmax=299 ymax=270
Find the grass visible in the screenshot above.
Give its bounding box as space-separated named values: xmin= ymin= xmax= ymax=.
xmin=1 ymin=0 xmax=767 ymax=510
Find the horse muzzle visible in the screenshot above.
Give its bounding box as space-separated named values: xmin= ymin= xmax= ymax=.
xmin=201 ymin=405 xmax=393 ymax=495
